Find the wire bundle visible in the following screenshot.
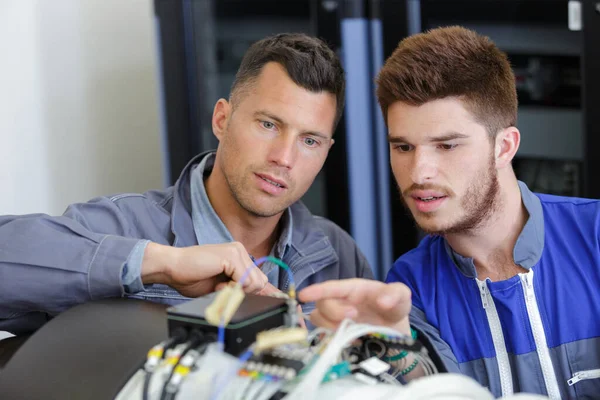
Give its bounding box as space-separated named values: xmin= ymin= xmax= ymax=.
xmin=120 ymin=256 xmax=449 ymax=400
xmin=284 ymin=319 xmax=426 ymax=400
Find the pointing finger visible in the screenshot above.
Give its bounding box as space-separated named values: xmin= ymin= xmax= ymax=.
xmin=298 ymin=279 xmax=365 ymax=303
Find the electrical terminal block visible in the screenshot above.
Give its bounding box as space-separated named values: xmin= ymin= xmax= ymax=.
xmin=255 ymin=327 xmax=308 ymax=353
xmin=239 ymin=362 xmax=297 ymax=381
xmin=204 ymin=282 xmax=245 ymax=326
xmin=238 ymin=349 xmax=308 ymax=382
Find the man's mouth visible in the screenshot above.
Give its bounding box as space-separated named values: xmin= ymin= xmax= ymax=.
xmin=261 ymin=177 xmax=283 ymax=188
xmin=416 ymin=196 xmax=446 ymax=202
xmin=256 ymin=174 xmax=287 ymax=189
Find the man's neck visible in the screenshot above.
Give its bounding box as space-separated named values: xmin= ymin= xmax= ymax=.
xmin=204 ymin=165 xmax=283 ymax=259
xmin=446 ymin=177 xmax=528 ymax=281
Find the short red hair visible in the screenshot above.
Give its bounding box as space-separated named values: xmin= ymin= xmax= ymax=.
xmin=376 ymin=26 xmax=517 ymax=136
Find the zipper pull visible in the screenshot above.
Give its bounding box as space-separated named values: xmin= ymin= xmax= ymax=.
xmin=526 ymin=273 xmax=533 ymax=289
xmin=568 ymin=372 xmax=584 ymax=386
xmin=521 ymin=273 xmax=534 ymax=299
xmin=478 ymin=281 xmax=489 ymax=309
xmin=568 ymin=370 xmax=600 ymax=386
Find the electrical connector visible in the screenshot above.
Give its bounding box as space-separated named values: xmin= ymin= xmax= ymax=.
xmin=285 ymin=298 xmax=300 ymax=327
xmin=205 ymin=282 xmax=245 ymax=326
xmin=359 ymin=357 xmax=390 ymax=376
xmin=255 ymin=327 xmax=308 ymax=353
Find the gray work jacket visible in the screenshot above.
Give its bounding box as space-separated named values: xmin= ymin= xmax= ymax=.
xmin=0 ymin=153 xmax=373 ymax=334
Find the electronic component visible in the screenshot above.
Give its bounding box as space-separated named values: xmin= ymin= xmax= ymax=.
xmin=117 ymin=259 xmax=450 ymax=400
xmin=353 ymin=372 xmax=378 ymax=385
xmin=240 ymin=351 xmax=308 ymax=381
xmin=255 ymin=327 xmax=308 ymax=352
xmin=323 ymin=361 xmax=352 ymax=382
xmin=359 ymin=357 xmax=390 ymax=377
xmin=368 ymin=332 xmax=424 ymax=353
xmin=166 ymin=292 xmax=288 ymax=355
xmin=204 ymin=282 xmax=245 ymax=326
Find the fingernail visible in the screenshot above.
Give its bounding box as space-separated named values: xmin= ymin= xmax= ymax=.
xmin=379 ymin=295 xmax=395 ymax=308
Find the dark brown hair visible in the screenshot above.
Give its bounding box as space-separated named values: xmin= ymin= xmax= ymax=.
xmin=231 ymin=33 xmax=345 ymax=129
xmin=376 ymin=26 xmax=517 ymax=136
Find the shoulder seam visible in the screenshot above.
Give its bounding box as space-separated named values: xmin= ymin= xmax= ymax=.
xmin=109 ymin=193 xmax=173 ymax=216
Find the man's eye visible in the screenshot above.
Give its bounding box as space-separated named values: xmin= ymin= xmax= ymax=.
xmin=304 ymin=137 xmax=318 ymax=147
xmin=261 ymin=121 xmax=275 ymax=130
xmin=439 ymin=144 xmax=457 ymax=150
xmin=394 ymin=144 xmax=412 ymax=152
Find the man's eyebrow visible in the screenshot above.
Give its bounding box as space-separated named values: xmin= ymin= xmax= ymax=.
xmin=388 ymin=135 xmax=410 ymax=144
xmin=254 ymin=110 xmax=330 ymax=140
xmin=304 ymin=131 xmax=330 ymax=140
xmin=387 ymin=132 xmax=469 ymax=143
xmin=254 ymin=110 xmax=285 ymax=125
xmin=428 ymin=132 xmax=469 ymax=142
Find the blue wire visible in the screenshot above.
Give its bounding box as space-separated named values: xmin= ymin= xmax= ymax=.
xmin=238 ymin=256 xmax=269 ymax=287
xmin=217 ymin=316 xmax=225 ymax=351
xmin=210 ymin=348 xmax=255 ymax=400
xmin=238 ymin=256 xmax=295 ymax=289
xmin=238 ymin=349 xmax=254 ymax=363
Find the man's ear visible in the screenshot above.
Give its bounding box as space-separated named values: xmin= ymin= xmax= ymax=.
xmin=212 ymin=99 xmax=231 ymax=141
xmin=494 ymin=126 xmax=520 ymax=169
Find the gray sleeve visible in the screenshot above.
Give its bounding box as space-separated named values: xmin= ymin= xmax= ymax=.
xmin=357 ymin=249 xmax=374 ymax=280
xmin=0 ymin=197 xmax=145 ymax=334
xmin=122 ymin=240 xmax=150 ymax=294
xmin=410 ymin=306 xmax=460 ymax=373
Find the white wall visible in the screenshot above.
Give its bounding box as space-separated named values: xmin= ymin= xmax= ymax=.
xmin=0 ymin=0 xmax=164 ymax=216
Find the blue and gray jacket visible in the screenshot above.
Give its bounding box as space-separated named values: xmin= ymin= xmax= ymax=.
xmin=387 ymin=181 xmax=600 ymax=399
xmin=0 ymin=152 xmax=372 ymax=335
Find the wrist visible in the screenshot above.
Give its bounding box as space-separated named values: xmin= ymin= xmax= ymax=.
xmin=141 ymin=242 xmax=177 ymax=285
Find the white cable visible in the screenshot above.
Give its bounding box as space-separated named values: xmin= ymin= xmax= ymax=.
xmin=379 ymin=373 xmax=401 ymax=386
xmin=221 ymin=375 xmax=241 ymax=400
xmin=307 ymin=327 xmax=332 ymax=343
xmin=253 ymin=381 xmax=284 ymax=400
xmin=284 ymin=320 xmax=412 ymax=400
xmin=244 ymin=380 xmax=269 ymax=400
xmin=230 ymin=376 xmax=253 ymax=400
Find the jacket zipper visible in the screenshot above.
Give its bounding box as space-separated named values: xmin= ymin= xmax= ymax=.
xmin=477 ymin=279 xmax=513 ymax=396
xmin=520 ymin=270 xmax=561 ymax=399
xmin=568 ymin=369 xmax=600 ymax=386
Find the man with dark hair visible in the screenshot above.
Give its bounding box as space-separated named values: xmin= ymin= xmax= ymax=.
xmin=300 ymin=26 xmax=600 ymax=398
xmin=0 ymin=33 xmax=372 ymax=334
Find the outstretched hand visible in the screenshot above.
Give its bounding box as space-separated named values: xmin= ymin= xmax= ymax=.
xmin=298 ymin=278 xmax=412 ymax=334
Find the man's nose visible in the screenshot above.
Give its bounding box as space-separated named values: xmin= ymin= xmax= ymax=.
xmin=410 ymin=148 xmax=438 ymax=184
xmin=267 ymin=135 xmax=296 ymax=168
